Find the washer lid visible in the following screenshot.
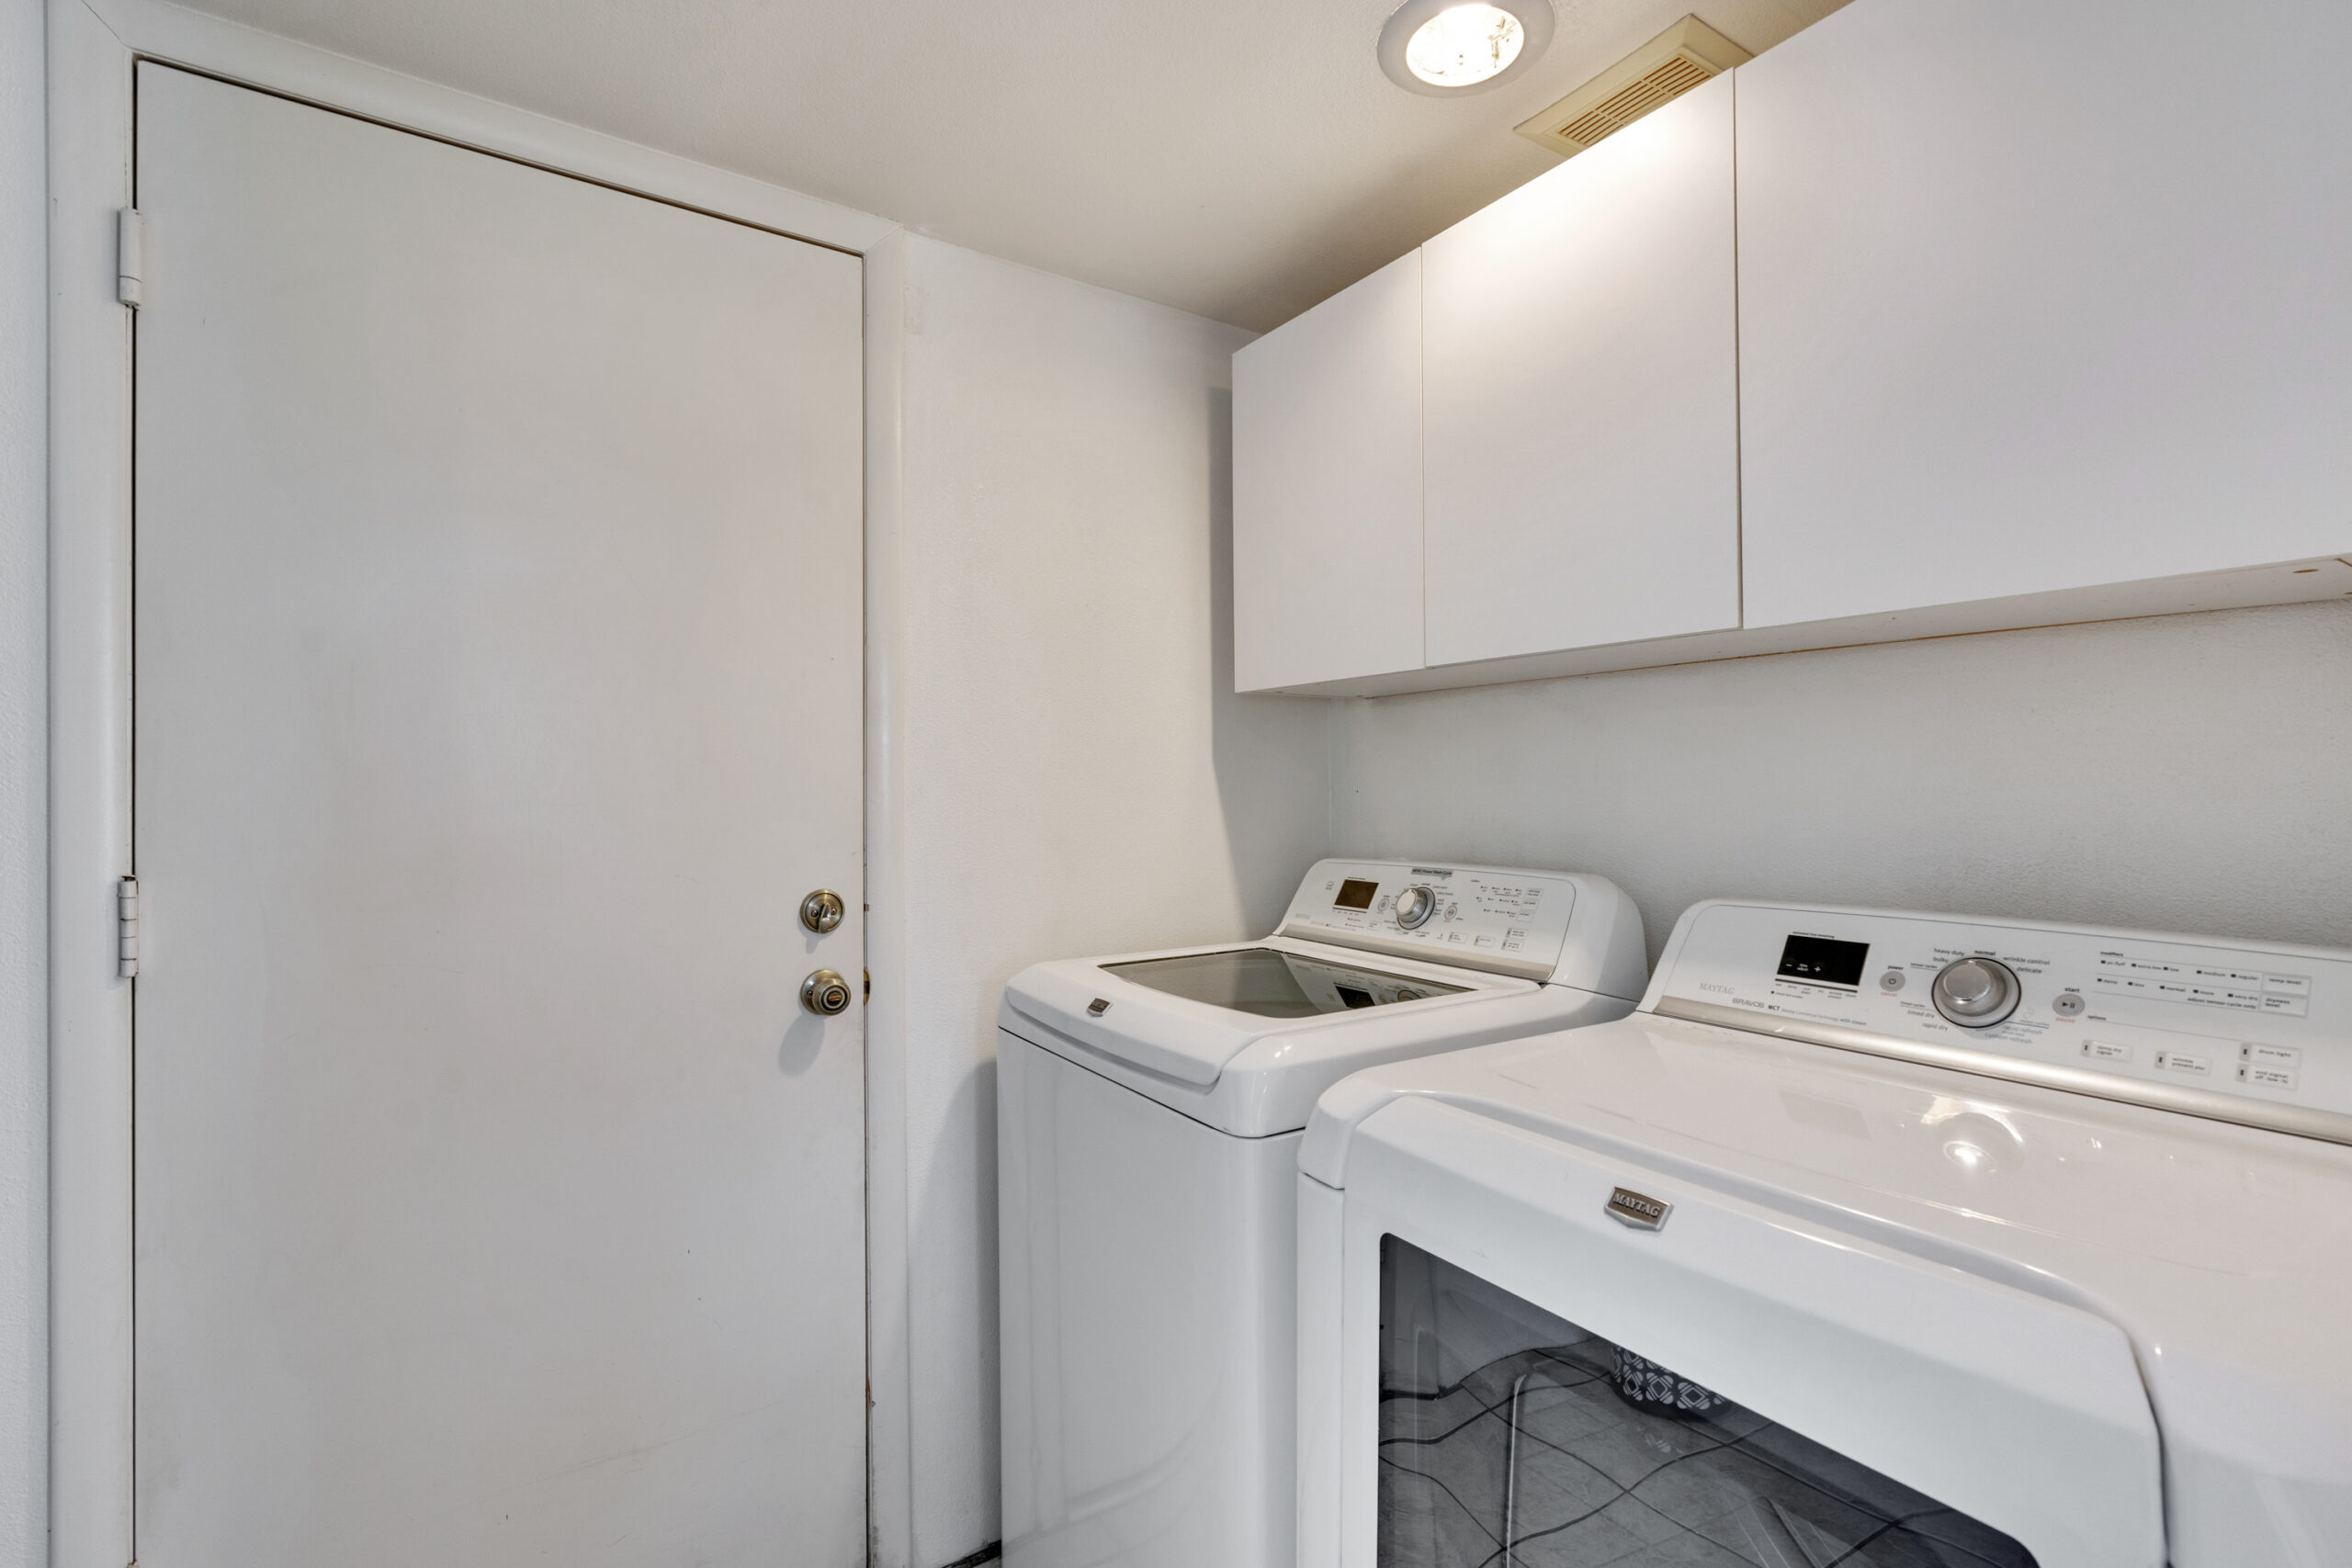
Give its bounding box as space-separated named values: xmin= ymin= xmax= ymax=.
xmin=1101 ymin=946 xmax=1466 ymax=1019
xmin=1005 ymin=937 xmax=1527 ymax=1088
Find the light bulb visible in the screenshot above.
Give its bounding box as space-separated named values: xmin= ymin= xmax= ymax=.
xmin=1405 ymin=4 xmax=1526 ymax=88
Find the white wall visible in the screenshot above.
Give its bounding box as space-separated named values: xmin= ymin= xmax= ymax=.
xmin=1332 ymin=601 xmax=2352 ymax=959
xmin=869 ymin=234 xmax=1329 ymax=1566
xmin=2 ymin=0 xmax=49 ymax=1562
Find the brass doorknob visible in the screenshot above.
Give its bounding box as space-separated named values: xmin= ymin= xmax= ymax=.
xmin=800 ymin=968 xmax=853 ymax=1016
xmin=800 ymin=888 xmax=846 ymax=934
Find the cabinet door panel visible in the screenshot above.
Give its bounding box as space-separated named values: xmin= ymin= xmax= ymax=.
xmin=1739 ymin=0 xmax=2352 ymax=628
xmin=1423 ymin=73 xmax=1740 ymax=667
xmin=1233 ymin=252 xmax=1424 ymax=692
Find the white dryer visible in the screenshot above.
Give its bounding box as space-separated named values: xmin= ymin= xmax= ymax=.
xmin=997 ymin=859 xmax=1648 ymax=1568
xmin=1298 ymin=899 xmax=2352 ymax=1568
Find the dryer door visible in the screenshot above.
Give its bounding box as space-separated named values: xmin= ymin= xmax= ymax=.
xmin=1319 ymin=1096 xmax=2164 ymax=1568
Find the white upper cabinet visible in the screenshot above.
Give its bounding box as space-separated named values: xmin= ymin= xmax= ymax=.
xmin=1737 ymin=0 xmax=2352 ymax=628
xmin=1421 ymin=72 xmax=1740 ymax=667
xmin=1232 ymin=0 xmax=2352 ymax=697
xmin=1232 ymin=250 xmax=1425 ymax=692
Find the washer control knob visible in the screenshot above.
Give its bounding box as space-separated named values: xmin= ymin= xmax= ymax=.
xmin=1394 ymin=885 xmax=1440 ymax=930
xmin=1932 ymin=957 xmax=2020 ymax=1028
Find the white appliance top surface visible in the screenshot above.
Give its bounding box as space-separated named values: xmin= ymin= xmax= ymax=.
xmin=1301 ymin=902 xmax=2352 ymax=1521
xmin=997 ymin=858 xmax=1646 ymax=1130
xmin=1310 ymin=1002 xmax=2352 ymax=1299
xmin=1007 ymin=934 xmax=1536 ymax=1092
xmin=1098 ymin=943 xmax=1474 ymax=1019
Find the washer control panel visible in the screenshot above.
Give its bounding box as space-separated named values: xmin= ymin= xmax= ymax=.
xmin=1654 ymin=900 xmax=2352 ymax=1129
xmin=1278 ymin=859 xmax=1580 ymax=982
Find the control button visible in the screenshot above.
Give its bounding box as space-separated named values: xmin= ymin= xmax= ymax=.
xmin=1879 ymin=970 xmax=1905 ymax=993
xmin=1931 ymin=957 xmax=2020 ymax=1028
xmin=1394 ymin=885 xmax=1439 ymax=930
xmin=2052 ymin=992 xmax=2086 ymax=1018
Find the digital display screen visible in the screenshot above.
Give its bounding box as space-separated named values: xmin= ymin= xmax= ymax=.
xmin=1333 ymin=878 xmax=1380 ymax=910
xmin=1775 ymin=933 xmax=1869 ymax=989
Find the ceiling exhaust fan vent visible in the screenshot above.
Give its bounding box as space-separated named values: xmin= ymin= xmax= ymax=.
xmin=1515 ymin=16 xmax=1752 ymax=158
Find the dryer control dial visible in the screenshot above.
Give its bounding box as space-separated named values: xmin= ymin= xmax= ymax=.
xmin=1394 ymin=885 xmax=1440 ymax=930
xmin=1932 ymin=957 xmax=2020 ymax=1028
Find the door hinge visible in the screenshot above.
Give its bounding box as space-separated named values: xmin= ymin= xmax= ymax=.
xmin=117 ymin=875 xmax=140 ymax=978
xmin=117 ymin=209 xmax=146 ymax=309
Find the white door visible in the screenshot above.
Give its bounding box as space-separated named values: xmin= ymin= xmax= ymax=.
xmin=131 ymin=64 xmax=865 ymax=1565
xmin=1420 ymin=73 xmax=1739 ymax=668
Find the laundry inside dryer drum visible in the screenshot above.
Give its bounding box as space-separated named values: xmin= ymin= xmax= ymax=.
xmin=1376 ymin=1238 xmax=2037 ymax=1567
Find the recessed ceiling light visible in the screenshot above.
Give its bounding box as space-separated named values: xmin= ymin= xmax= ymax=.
xmin=1378 ymin=0 xmax=1554 ymax=96
xmin=1409 ymin=6 xmax=1522 ymax=85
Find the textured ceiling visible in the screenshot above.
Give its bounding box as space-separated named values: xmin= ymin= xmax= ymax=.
xmin=166 ymin=0 xmax=1851 ymax=330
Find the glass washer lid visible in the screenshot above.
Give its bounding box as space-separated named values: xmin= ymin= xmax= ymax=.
xmin=1102 ymin=946 xmax=1468 ymax=1020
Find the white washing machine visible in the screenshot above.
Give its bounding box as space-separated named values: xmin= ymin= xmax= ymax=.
xmin=1298 ymin=898 xmax=2352 ymax=1568
xmin=996 ymin=858 xmax=1649 ymax=1568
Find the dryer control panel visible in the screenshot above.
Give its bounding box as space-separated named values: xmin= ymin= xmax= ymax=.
xmin=1650 ymin=900 xmax=2352 ymax=1144
xmin=1277 ymin=859 xmax=1581 ymax=984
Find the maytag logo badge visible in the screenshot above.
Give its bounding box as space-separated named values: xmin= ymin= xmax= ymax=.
xmin=1605 ymin=1187 xmax=1671 ymax=1232
xmin=1086 ymin=998 xmax=1112 ymax=1016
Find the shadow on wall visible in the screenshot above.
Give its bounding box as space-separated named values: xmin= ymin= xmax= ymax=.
xmin=1205 ymin=383 xmax=1333 ymax=934
xmin=917 ymin=1051 xmax=998 ymax=1496
xmin=1329 ymin=599 xmax=2352 ymax=959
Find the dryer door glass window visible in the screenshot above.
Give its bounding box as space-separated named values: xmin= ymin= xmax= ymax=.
xmin=1102 ymin=948 xmax=1465 ymax=1018
xmin=1376 ymin=1236 xmax=2038 ymax=1567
